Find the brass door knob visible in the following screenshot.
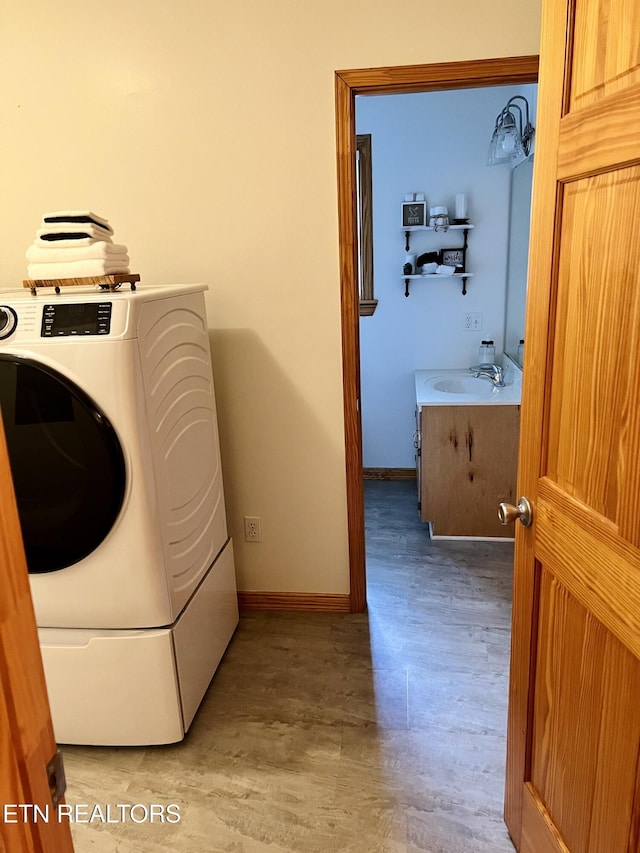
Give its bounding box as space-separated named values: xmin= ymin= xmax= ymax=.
xmin=498 ymin=496 xmax=533 ymax=527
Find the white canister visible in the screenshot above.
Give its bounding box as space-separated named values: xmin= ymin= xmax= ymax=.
xmin=403 ymin=254 xmax=416 ymax=275
xmin=455 ymin=193 xmax=468 ymax=220
xmin=430 ymin=206 xmax=449 ymax=231
xmin=479 ymin=340 xmax=496 ymax=363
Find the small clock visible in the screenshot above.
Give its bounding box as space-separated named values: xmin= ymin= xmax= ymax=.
xmin=440 ymin=248 xmax=465 ymax=271
xmin=401 ymin=201 xmax=427 ymax=229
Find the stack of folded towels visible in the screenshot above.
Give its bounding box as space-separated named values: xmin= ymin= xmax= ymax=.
xmin=26 ymin=211 xmax=130 ymax=280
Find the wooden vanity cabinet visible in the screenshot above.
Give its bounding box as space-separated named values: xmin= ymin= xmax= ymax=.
xmin=417 ymin=404 xmax=520 ymax=537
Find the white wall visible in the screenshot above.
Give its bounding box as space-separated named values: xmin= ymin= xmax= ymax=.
xmin=0 ymin=1 xmax=541 ymax=595
xmin=358 ymin=85 xmax=535 ymax=469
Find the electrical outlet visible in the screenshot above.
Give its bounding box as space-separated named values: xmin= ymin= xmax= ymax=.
xmin=244 ymin=516 xmax=262 ymax=542
xmin=463 ymin=312 xmax=482 ymax=331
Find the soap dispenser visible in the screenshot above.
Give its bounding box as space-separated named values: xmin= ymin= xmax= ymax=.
xmin=479 ymin=340 xmax=495 ymax=364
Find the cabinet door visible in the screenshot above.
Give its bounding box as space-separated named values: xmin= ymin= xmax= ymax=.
xmin=420 ymin=405 xmax=520 ymax=536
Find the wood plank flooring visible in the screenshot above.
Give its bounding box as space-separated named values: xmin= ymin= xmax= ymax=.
xmin=61 ymin=480 xmax=515 ymax=852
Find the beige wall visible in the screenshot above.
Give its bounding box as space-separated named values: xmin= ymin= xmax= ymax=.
xmin=0 ymin=1 xmax=541 ymax=595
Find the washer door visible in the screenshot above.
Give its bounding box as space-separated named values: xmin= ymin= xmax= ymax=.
xmin=0 ymin=354 xmax=126 ymax=574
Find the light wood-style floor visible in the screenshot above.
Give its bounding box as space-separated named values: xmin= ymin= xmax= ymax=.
xmin=62 ymin=480 xmax=516 ymax=852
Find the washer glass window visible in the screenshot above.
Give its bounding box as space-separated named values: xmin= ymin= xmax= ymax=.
xmin=0 ymin=355 xmax=126 ymax=573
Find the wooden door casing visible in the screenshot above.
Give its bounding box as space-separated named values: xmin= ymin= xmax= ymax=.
xmin=505 ymin=0 xmax=640 ymax=850
xmin=335 ymin=55 xmax=540 ymax=612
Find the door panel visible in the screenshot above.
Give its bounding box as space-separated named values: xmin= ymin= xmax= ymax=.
xmin=547 ymin=168 xmax=640 ymax=523
xmin=505 ymin=0 xmax=640 ymax=848
xmin=570 ymin=0 xmax=640 ymax=109
xmin=531 ymin=570 xmax=640 ymax=852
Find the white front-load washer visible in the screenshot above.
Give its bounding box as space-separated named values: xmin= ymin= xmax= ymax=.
xmin=0 ymin=283 xmax=238 ymax=745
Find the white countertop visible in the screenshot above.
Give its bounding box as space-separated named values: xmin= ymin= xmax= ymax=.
xmin=415 ymin=367 xmax=522 ymax=406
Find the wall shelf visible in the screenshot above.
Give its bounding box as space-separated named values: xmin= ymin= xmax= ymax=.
xmin=403 ymin=223 xmax=474 ymax=251
xmin=402 ymin=273 xmax=474 ymax=297
xmin=402 ymin=222 xmax=474 ymax=296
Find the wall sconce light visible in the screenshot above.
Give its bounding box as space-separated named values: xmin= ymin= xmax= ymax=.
xmin=487 ymin=96 xmax=535 ymax=166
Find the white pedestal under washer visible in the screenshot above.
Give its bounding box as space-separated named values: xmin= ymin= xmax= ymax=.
xmin=0 ymin=283 xmax=238 ymax=745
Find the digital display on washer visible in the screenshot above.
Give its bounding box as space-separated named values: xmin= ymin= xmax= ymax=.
xmin=41 ymin=303 xmax=112 ymax=337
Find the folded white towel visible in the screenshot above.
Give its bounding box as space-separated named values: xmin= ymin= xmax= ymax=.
xmin=26 ymin=242 xmax=129 ymax=262
xmin=36 ymin=223 xmax=113 ymax=242
xmin=435 ymin=264 xmax=456 ymax=276
xmin=28 ymin=253 xmax=130 ymax=271
xmin=27 ymin=260 xmax=130 ymax=279
xmin=42 ymin=210 xmax=113 ymax=234
xmin=33 ymin=237 xmax=115 ymax=249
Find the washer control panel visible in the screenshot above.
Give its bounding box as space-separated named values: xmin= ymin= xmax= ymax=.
xmin=41 ymin=302 xmax=113 ymax=337
xmin=0 ymin=306 xmax=18 ymax=340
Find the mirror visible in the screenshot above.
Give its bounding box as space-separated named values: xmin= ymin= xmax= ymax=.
xmin=356 ymin=134 xmax=377 ymax=316
xmin=504 ymin=155 xmax=534 ymax=368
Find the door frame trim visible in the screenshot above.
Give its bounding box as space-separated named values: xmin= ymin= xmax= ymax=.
xmin=335 ymin=55 xmax=540 ymax=613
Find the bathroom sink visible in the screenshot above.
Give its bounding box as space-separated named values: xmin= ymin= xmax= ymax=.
xmin=415 ymin=367 xmax=522 ymax=407
xmin=429 ymin=376 xmax=490 ymax=394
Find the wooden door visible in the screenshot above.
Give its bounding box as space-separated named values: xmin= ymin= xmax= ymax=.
xmin=504 ymin=0 xmax=640 ymax=851
xmin=0 ymin=416 xmax=74 ymax=853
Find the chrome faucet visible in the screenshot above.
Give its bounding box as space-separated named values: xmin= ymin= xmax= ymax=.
xmin=469 ymin=363 xmax=506 ymax=387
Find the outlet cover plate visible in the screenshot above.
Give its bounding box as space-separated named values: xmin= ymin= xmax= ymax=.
xmin=244 ymin=516 xmax=262 ymax=542
xmin=463 ymin=312 xmax=482 ymax=331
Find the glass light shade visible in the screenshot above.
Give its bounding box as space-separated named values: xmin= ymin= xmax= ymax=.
xmin=487 ymin=130 xmax=516 ymax=166
xmin=499 ymin=126 xmax=524 ymax=157
xmin=487 ymin=98 xmax=533 ymax=166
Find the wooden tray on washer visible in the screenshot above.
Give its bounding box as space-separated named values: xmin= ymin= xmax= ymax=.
xmin=23 ymin=273 xmax=140 ymax=295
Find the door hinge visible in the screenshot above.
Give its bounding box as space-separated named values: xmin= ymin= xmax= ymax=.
xmin=47 ymin=749 xmax=67 ymax=807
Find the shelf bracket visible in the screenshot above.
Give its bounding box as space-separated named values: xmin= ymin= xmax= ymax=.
xmin=404 ymin=277 xmax=410 ymax=297
xmin=461 ymin=276 xmax=469 ymax=296
xmin=404 ymin=231 xmax=411 ymax=252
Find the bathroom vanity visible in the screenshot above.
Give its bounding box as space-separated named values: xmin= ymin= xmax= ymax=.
xmin=415 ymin=368 xmax=521 ymax=538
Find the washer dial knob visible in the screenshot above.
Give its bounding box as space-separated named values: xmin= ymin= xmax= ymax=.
xmin=0 ymin=306 xmax=18 ymax=339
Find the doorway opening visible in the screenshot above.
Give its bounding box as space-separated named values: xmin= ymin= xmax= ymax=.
xmin=335 ymin=56 xmax=539 ymax=613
